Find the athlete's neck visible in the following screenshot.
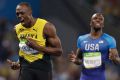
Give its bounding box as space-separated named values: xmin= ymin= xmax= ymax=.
xmin=23 ymin=17 xmax=37 ymax=28
xmin=90 ymin=30 xmax=103 ymax=39
xmin=30 ymin=17 xmax=37 ymax=27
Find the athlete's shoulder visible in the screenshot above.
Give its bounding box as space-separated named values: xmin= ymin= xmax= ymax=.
xmin=102 ymin=33 xmax=116 ymax=48
xmin=102 ymin=33 xmax=116 ymax=46
xmin=77 ymin=34 xmax=89 ymax=48
xmin=78 ymin=34 xmax=89 ymax=41
xmin=37 ymin=18 xmax=48 ymax=22
xmin=14 ymin=23 xmax=22 ymax=30
xmin=102 ymin=33 xmax=115 ymax=41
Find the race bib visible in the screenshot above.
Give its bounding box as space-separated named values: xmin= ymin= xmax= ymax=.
xmin=19 ymin=41 xmax=39 ymax=54
xmin=83 ymin=52 xmax=102 ymax=69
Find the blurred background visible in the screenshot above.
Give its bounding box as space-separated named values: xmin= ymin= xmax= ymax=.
xmin=0 ymin=0 xmax=120 ymax=80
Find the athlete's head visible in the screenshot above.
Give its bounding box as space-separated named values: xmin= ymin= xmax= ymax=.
xmin=90 ymin=13 xmax=104 ymax=32
xmin=16 ymin=2 xmax=32 ymax=26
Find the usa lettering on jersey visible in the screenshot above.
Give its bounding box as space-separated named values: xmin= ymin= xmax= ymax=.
xmin=85 ymin=44 xmax=99 ymax=51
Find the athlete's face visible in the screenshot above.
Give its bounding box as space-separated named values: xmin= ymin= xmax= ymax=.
xmin=90 ymin=13 xmax=104 ymax=30
xmin=16 ymin=5 xmax=32 ymax=25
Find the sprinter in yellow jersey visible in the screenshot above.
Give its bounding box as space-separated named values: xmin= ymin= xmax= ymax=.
xmin=7 ymin=2 xmax=63 ymax=80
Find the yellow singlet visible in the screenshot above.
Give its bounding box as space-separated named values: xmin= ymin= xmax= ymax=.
xmin=15 ymin=18 xmax=47 ymax=62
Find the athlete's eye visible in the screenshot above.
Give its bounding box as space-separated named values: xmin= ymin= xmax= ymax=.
xmin=20 ymin=12 xmax=24 ymax=15
xmin=16 ymin=12 xmax=19 ymax=16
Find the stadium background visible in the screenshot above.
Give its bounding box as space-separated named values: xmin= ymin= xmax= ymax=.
xmin=0 ymin=0 xmax=120 ymax=80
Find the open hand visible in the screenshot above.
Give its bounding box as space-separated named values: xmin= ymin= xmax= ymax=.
xmin=7 ymin=59 xmax=20 ymax=70
xmin=68 ymin=51 xmax=77 ymax=63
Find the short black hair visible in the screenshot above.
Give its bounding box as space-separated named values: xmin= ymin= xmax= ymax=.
xmin=91 ymin=13 xmax=104 ymax=19
xmin=17 ymin=2 xmax=32 ymax=10
xmin=95 ymin=13 xmax=103 ymax=16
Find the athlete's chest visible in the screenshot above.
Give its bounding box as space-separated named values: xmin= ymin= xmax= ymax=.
xmin=80 ymin=38 xmax=109 ymax=52
xmin=18 ymin=28 xmax=38 ymax=39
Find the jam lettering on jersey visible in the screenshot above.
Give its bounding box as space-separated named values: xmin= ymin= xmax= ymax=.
xmin=20 ymin=34 xmax=37 ymax=39
xmin=85 ymin=44 xmax=99 ymax=51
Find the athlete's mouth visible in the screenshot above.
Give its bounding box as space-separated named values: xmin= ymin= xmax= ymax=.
xmin=96 ymin=23 xmax=100 ymax=26
xmin=20 ymin=19 xmax=24 ymax=23
xmin=19 ymin=18 xmax=24 ymax=23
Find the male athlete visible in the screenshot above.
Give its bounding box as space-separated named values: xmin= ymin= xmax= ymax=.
xmin=69 ymin=13 xmax=120 ymax=80
xmin=7 ymin=2 xmax=63 ymax=80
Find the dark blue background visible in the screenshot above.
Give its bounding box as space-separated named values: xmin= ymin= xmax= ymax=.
xmin=0 ymin=0 xmax=40 ymax=21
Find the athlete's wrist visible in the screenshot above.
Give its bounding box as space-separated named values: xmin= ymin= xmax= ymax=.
xmin=112 ymin=57 xmax=120 ymax=64
xmin=74 ymin=59 xmax=82 ymax=65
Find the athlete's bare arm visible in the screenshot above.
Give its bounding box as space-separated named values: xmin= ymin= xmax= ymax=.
xmin=68 ymin=48 xmax=82 ymax=65
xmin=109 ymin=48 xmax=120 ymax=64
xmin=6 ymin=27 xmax=20 ymax=70
xmin=26 ymin=22 xmax=63 ymax=56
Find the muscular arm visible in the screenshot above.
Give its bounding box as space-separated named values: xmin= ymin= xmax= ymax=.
xmin=27 ymin=22 xmax=63 ymax=56
xmin=109 ymin=48 xmax=120 ymax=64
xmin=42 ymin=22 xmax=63 ymax=56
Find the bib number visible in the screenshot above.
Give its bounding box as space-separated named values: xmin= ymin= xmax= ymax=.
xmin=83 ymin=52 xmax=102 ymax=69
xmin=19 ymin=41 xmax=38 ymax=54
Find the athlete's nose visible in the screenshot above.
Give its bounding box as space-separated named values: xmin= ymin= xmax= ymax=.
xmin=18 ymin=14 xmax=22 ymax=18
xmin=95 ymin=18 xmax=100 ymax=23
